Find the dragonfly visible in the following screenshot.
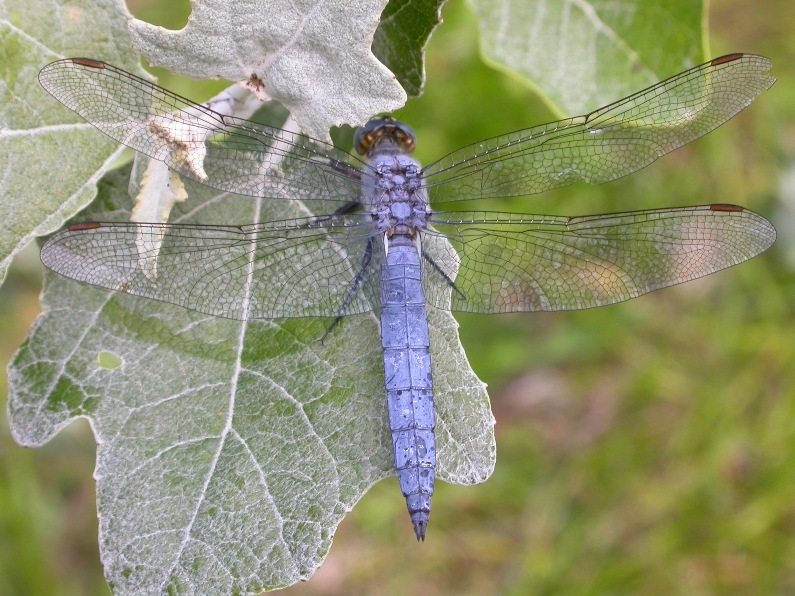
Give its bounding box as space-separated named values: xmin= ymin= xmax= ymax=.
xmin=38 ymin=53 xmax=776 ymax=541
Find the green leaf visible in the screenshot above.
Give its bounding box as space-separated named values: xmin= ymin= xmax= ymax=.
xmin=372 ymin=0 xmax=447 ymax=96
xmin=470 ymin=0 xmax=703 ymax=116
xmin=128 ymin=0 xmax=409 ymax=140
xmin=7 ymin=150 xmax=494 ymax=591
xmin=0 ymin=0 xmax=145 ymax=281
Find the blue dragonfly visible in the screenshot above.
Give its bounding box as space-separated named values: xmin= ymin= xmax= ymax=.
xmin=38 ymin=53 xmax=776 ymax=540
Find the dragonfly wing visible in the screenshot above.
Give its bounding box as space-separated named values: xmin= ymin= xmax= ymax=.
xmin=422 ymin=206 xmax=775 ymax=313
xmin=40 ymin=215 xmax=383 ymax=320
xmin=422 ymin=54 xmax=775 ymax=202
xmin=38 ymin=58 xmax=367 ymax=203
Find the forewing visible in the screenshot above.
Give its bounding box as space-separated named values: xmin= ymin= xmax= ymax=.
xmin=422 ymin=54 xmax=775 ymax=202
xmin=40 ymin=215 xmax=382 ymax=320
xmin=422 ymin=206 xmax=776 ymax=313
xmin=38 ymin=58 xmax=367 ymax=203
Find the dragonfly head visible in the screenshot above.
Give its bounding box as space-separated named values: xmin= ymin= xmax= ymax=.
xmin=354 ymin=117 xmax=416 ymax=157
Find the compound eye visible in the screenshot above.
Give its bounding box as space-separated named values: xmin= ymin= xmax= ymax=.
xmin=353 ymin=128 xmax=369 ymax=155
xmin=395 ymin=122 xmax=416 ymax=147
xmin=354 ymin=130 xmax=374 ymax=155
xmin=354 ymin=118 xmax=389 ymax=155
xmin=353 ymin=117 xmax=416 ymax=155
xmin=394 ymin=123 xmax=417 ymax=153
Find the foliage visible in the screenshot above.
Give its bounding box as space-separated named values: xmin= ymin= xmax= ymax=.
xmin=1 ymin=0 xmax=793 ymax=593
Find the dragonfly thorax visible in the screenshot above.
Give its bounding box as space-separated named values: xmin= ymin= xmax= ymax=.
xmin=367 ymin=155 xmax=429 ymax=235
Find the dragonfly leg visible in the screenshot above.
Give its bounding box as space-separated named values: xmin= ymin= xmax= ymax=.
xmin=299 ymin=200 xmax=362 ymax=230
xmin=320 ymin=236 xmax=375 ymax=343
xmin=328 ymin=200 xmax=361 ymax=216
xmin=327 ymin=158 xmax=363 ymax=182
xmin=421 ymin=249 xmax=466 ymax=301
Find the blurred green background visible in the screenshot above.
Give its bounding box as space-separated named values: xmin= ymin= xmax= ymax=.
xmin=2 ymin=0 xmax=794 ymax=593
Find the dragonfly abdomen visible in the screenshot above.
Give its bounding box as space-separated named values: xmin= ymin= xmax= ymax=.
xmin=380 ymin=235 xmax=436 ymax=541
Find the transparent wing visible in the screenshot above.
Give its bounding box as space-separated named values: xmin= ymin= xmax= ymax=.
xmin=422 ymin=54 xmax=775 ymax=202
xmin=421 ymin=205 xmax=775 ymax=313
xmin=38 ymin=58 xmax=369 ymax=203
xmin=40 ymin=215 xmax=384 ymax=320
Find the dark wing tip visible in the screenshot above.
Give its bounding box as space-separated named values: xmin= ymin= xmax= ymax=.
xmin=67 ymin=222 xmax=103 ymax=231
xmin=708 ymin=204 xmax=777 ymax=252
xmin=39 ymin=57 xmax=106 ymax=87
xmin=709 ymin=204 xmax=744 ymax=212
xmin=70 ymin=57 xmax=107 ymax=69
xmin=711 ymin=53 xmax=747 ymax=65
xmin=709 ymin=53 xmax=775 ymax=87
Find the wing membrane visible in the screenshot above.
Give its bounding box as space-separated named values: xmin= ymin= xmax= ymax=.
xmin=40 ymin=215 xmax=383 ymax=320
xmin=422 ymin=205 xmax=776 ymax=313
xmin=38 ymin=59 xmax=368 ymax=203
xmin=422 ymin=54 xmax=775 ymax=202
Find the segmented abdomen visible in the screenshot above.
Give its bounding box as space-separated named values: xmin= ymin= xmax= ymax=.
xmin=380 ymin=235 xmax=435 ymax=541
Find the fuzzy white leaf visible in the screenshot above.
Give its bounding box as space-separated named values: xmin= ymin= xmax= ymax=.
xmin=129 ymin=0 xmax=408 ymax=141
xmin=8 ymin=159 xmax=494 ymax=591
xmin=0 ymin=0 xmax=144 ymax=280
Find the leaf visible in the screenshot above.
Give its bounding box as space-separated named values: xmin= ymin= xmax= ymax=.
xmin=0 ymin=0 xmax=145 ymax=281
xmin=470 ymin=0 xmax=703 ymax=116
xmin=4 ymin=4 xmax=491 ymax=589
xmin=128 ymin=0 xmax=408 ymax=141
xmin=3 ymin=1 xmax=711 ymax=590
xmin=372 ymin=0 xmax=447 ymax=96
xmin=7 ymin=153 xmax=494 ymax=591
